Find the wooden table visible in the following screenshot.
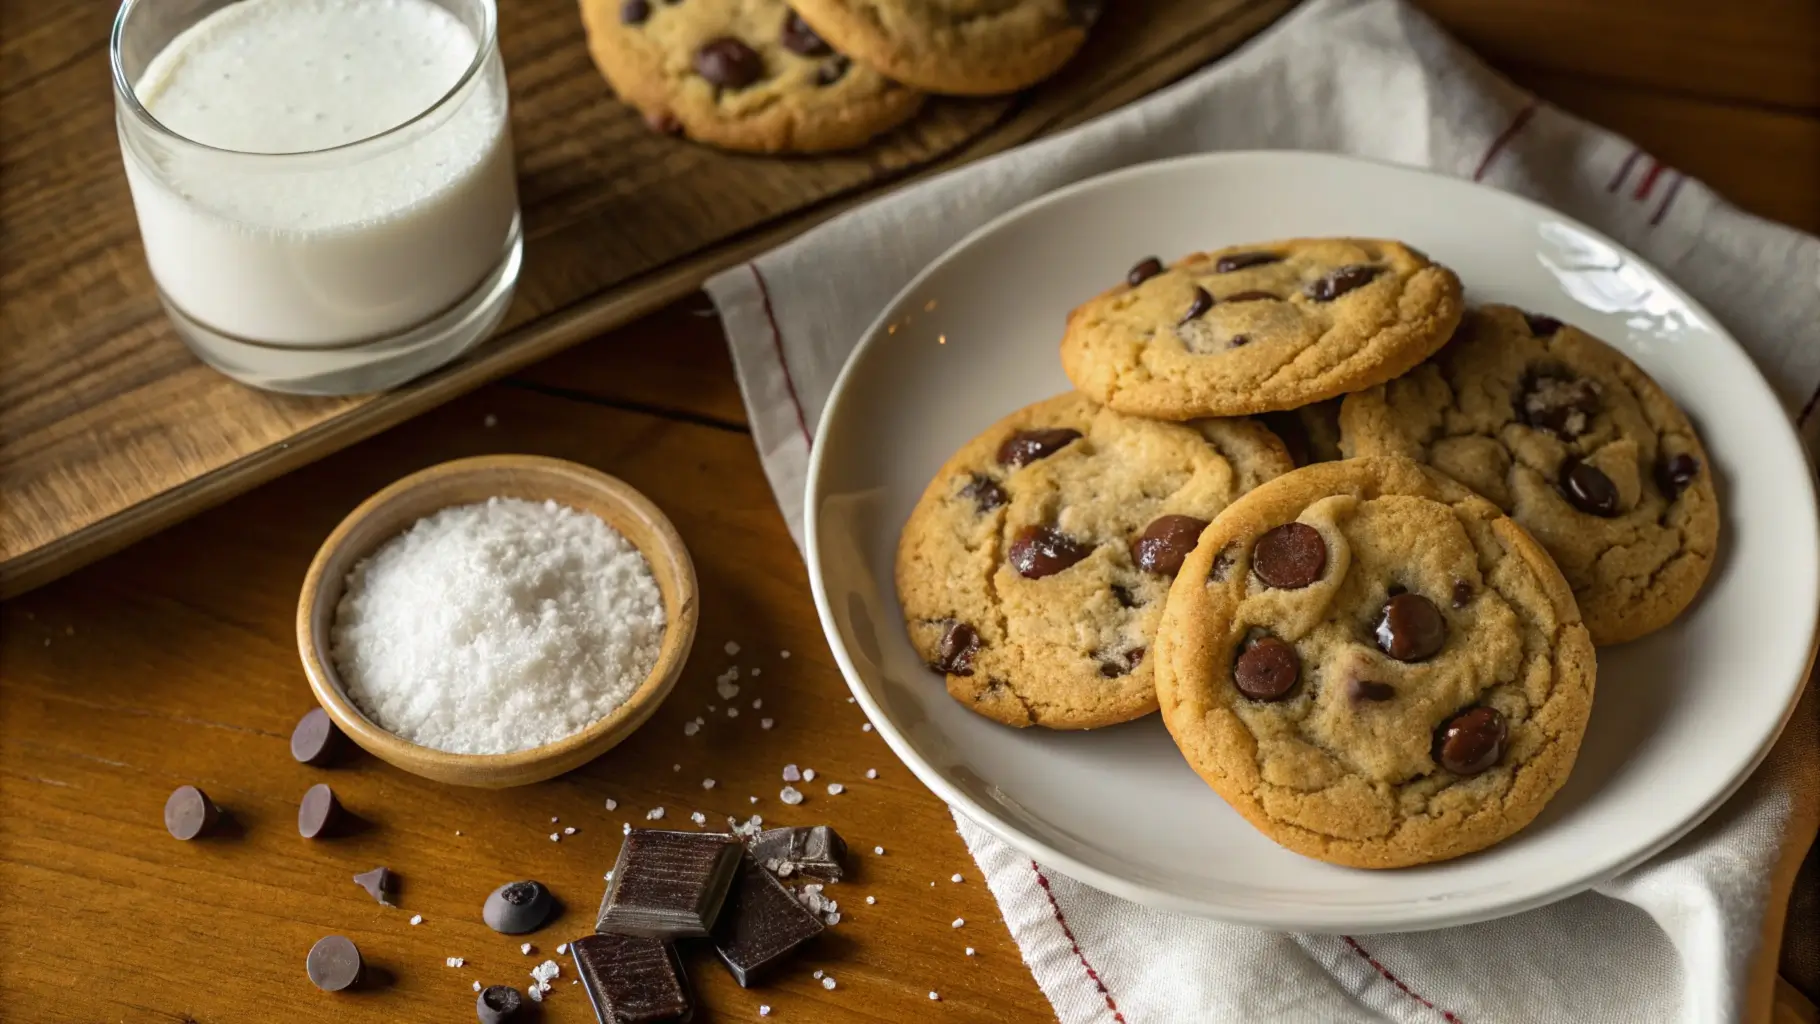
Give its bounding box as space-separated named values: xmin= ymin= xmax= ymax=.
xmin=2 ymin=1 xmax=1817 ymax=1021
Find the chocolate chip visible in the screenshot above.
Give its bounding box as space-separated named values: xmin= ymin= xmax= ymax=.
xmin=695 ymin=37 xmax=764 ymax=89
xmin=959 ymin=474 xmax=1007 ymax=512
xmin=306 ymin=935 xmax=363 ymax=992
xmin=1374 ymin=593 xmax=1446 ymax=661
xmin=1233 ymin=637 xmax=1299 ymax=701
xmin=997 ymin=428 xmax=1080 ymax=467
xmin=1222 ymin=290 xmax=1278 ymax=303
xmin=1524 ymin=312 xmax=1563 ymax=336
xmin=290 ymin=707 xmax=342 ymax=766
xmin=1657 ymin=452 xmax=1701 ymax=498
xmin=353 ymin=866 xmax=396 ymax=906
xmin=298 ymin=783 xmax=343 ymax=840
xmin=1008 ymin=525 xmax=1092 ymax=579
xmin=1451 ymin=579 xmax=1473 ymax=608
xmin=780 ymin=10 xmax=830 ymax=54
xmin=1520 ymin=373 xmax=1600 ymax=438
xmin=164 ymin=785 xmax=219 ymax=841
xmin=1435 ymin=706 xmax=1508 ymax=775
xmin=599 ymin=832 xmax=743 ymax=938
xmin=1560 ymin=457 xmax=1620 ymax=516
xmin=1110 ymin=584 xmax=1139 ymax=608
xmin=1304 ymin=265 xmax=1380 ymax=301
xmin=1129 ymin=514 xmax=1209 ymax=576
xmin=1098 ymin=648 xmax=1144 ymax=678
xmin=477 ymin=984 xmax=523 ymax=1023
xmin=1229 ymin=335 xmax=1251 ymax=347
xmin=621 ymin=0 xmax=651 ymax=23
xmin=1127 ymin=257 xmax=1164 ymax=287
xmin=483 ymin=880 xmax=554 ymax=934
xmin=813 ymin=55 xmax=849 ymax=86
xmin=1215 ymin=251 xmax=1281 ymax=273
xmin=1209 ymin=550 xmax=1234 ymax=583
xmin=1349 ymin=678 xmax=1396 ymax=703
xmin=933 ymin=621 xmax=982 ymax=676
xmin=1179 ymin=286 xmax=1214 ymax=325
xmin=1252 ymin=523 xmax=1326 ymax=589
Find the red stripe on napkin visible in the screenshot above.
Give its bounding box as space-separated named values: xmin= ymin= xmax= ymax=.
xmin=1343 ymin=936 xmax=1465 ymax=1023
xmin=1032 ymin=863 xmax=1128 ymax=1024
xmin=1472 ymin=100 xmax=1539 ymax=181
xmin=1649 ymin=172 xmax=1686 ymax=226
xmin=1632 ymin=158 xmax=1666 ymax=200
xmin=749 ymin=263 xmax=813 ymax=448
xmin=1607 ymin=147 xmax=1642 ymax=192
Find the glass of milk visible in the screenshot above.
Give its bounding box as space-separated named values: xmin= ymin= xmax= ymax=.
xmin=110 ymin=0 xmax=522 ymax=394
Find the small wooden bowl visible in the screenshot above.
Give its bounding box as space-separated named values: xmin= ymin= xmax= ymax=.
xmin=296 ymin=455 xmax=698 ymax=788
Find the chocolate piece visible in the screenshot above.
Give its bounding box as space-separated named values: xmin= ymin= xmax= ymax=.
xmin=1228 ymin=334 xmax=1251 ymax=348
xmin=1258 ymin=411 xmax=1310 ymax=467
xmin=484 ymin=880 xmax=554 ymax=935
xmin=1130 ymin=515 xmax=1208 ymax=576
xmin=598 ymin=831 xmax=743 ymax=939
xmin=1097 ymin=647 xmax=1144 ymax=678
xmin=1179 ymin=286 xmax=1214 ymax=325
xmin=573 ymin=932 xmax=693 ymax=1022
xmin=1110 ymin=584 xmax=1139 ymax=608
xmin=812 ymin=55 xmax=849 ymax=86
xmin=290 ymin=707 xmax=342 ymax=766
xmin=1008 ymin=525 xmax=1092 ymax=579
xmin=1374 ymin=593 xmax=1446 ymax=662
xmin=710 ymin=855 xmax=824 ymax=987
xmin=1560 ymin=457 xmax=1620 ymax=517
xmin=1435 ymin=706 xmax=1507 ymax=775
xmin=1126 ymin=256 xmax=1163 ymax=287
xmin=621 ymin=0 xmax=651 ymax=23
xmin=1657 ymin=452 xmax=1700 ymax=498
xmin=1233 ymin=636 xmax=1298 ymax=701
xmin=1208 ymin=550 xmax=1234 ymax=583
xmin=164 ymin=785 xmax=219 ymax=841
xmin=1222 ymin=290 xmax=1279 ymax=303
xmin=958 ymin=474 xmax=1006 ymax=512
xmin=298 ymin=783 xmax=342 ymax=840
xmin=306 ymin=935 xmax=362 ymax=992
xmin=749 ymin=825 xmax=848 ymax=882
xmin=477 ymin=985 xmax=523 ymax=1023
xmin=1520 ymin=373 xmax=1600 ymax=438
xmin=353 ymin=866 xmax=396 ymax=906
xmin=1451 ymin=578 xmax=1473 ymax=608
xmin=996 ymin=428 xmax=1080 ymax=467
xmin=694 ymin=38 xmax=763 ymax=89
xmin=1304 ymin=264 xmax=1380 ymax=301
xmin=1252 ymin=522 xmax=1326 ymax=589
xmin=1523 ymin=312 xmax=1563 ymax=336
xmin=779 ymin=10 xmax=830 ymax=55
xmin=932 ymin=621 xmax=982 ymax=676
xmin=1348 ymin=678 xmax=1396 ymax=703
xmin=1214 ymin=251 xmax=1281 ymax=273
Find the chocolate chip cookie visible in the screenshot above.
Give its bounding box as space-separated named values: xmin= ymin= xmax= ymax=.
xmin=787 ymin=0 xmax=1095 ymax=96
xmin=1060 ymin=240 xmax=1464 ymax=419
xmin=895 ymin=392 xmax=1294 ymax=730
xmin=1339 ymin=305 xmax=1719 ymax=645
xmin=1153 ymin=457 xmax=1595 ymax=868
xmin=580 ymin=0 xmax=924 ymax=152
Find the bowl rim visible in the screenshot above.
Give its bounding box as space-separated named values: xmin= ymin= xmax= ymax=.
xmin=295 ymin=454 xmax=697 ymax=778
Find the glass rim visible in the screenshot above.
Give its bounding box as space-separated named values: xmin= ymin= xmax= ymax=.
xmin=109 ymin=0 xmax=500 ymax=159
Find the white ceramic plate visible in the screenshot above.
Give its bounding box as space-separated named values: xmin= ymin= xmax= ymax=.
xmin=804 ymin=151 xmax=1819 ymax=933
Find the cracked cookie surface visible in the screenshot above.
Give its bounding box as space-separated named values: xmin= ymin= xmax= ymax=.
xmin=580 ymin=0 xmax=924 ymax=152
xmin=788 ymin=0 xmax=1094 ymax=95
xmin=1154 ymin=458 xmax=1595 ymax=868
xmin=1060 ymin=239 xmax=1464 ymax=420
xmin=895 ymin=391 xmax=1293 ymax=730
xmin=1339 ymin=304 xmax=1719 ymax=645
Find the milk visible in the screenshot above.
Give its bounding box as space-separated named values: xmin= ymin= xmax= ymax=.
xmin=119 ymin=0 xmax=518 ymax=347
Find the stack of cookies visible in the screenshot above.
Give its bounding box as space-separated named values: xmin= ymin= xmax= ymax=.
xmin=896 ymin=239 xmax=1720 ymax=868
xmin=578 ymin=0 xmax=1101 ymax=152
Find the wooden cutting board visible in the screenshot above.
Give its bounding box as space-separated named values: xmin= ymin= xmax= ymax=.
xmin=0 ymin=0 xmax=1294 ymax=597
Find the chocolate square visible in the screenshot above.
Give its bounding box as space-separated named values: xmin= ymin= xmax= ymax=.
xmin=710 ymin=854 xmax=825 ymax=987
xmin=572 ymin=932 xmax=692 ymax=1022
xmin=598 ymin=830 xmax=743 ymax=938
xmin=750 ymin=825 xmax=848 ymax=882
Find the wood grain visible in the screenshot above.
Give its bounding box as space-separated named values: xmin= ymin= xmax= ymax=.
xmin=0 ymin=0 xmax=1296 ymax=599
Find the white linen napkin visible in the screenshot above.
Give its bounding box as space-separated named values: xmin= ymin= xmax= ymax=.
xmin=704 ymin=1 xmax=1820 ymax=1019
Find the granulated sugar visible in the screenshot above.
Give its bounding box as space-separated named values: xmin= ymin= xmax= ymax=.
xmin=331 ymin=498 xmax=665 ymax=754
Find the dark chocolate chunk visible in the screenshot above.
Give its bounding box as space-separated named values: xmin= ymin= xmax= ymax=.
xmin=306 ymin=935 xmax=362 ymax=992
xmin=1098 ymin=647 xmax=1144 ymax=678
xmin=477 ymin=984 xmax=523 ymax=1023
xmin=599 ymin=831 xmax=743 ymax=939
xmin=1221 ymin=290 xmax=1279 ymax=303
xmin=164 ymin=785 xmax=219 ymax=841
xmin=298 ymin=783 xmax=342 ymax=840
xmin=1008 ymin=525 xmax=1092 ymax=579
xmin=933 ymin=621 xmax=982 ymax=676
xmin=1520 ymin=373 xmax=1600 ymax=438
xmin=573 ymin=931 xmax=693 ymax=1022
xmin=483 ymin=880 xmax=554 ymax=935
xmin=1228 ymin=334 xmax=1251 ymax=348
xmin=290 ymin=707 xmax=342 ymax=766
xmin=695 ymin=37 xmax=764 ymax=89
xmin=1451 ymin=578 xmax=1473 ymax=608
xmin=1304 ymin=264 xmax=1380 ymax=301
xmin=1214 ymin=251 xmax=1281 ymax=273
xmin=1258 ymin=411 xmax=1311 ymax=467
xmin=997 ymin=428 xmax=1080 ymax=467
xmin=749 ymin=825 xmax=848 ymax=882
xmin=958 ymin=474 xmax=1007 ymax=512
xmin=621 ymin=0 xmax=651 ymax=23
xmin=1657 ymin=452 xmax=1700 ymax=498
xmin=1374 ymin=593 xmax=1447 ymax=662
xmin=813 ymin=55 xmax=849 ymax=86
xmin=1560 ymin=457 xmax=1620 ymax=516
xmin=710 ymin=855 xmax=825 ymax=987
xmin=1523 ymin=312 xmax=1563 ymax=336
xmin=779 ymin=10 xmax=830 ymax=55
xmin=353 ymin=866 xmax=396 ymax=906
xmin=1179 ymin=286 xmax=1214 ymax=325
xmin=1233 ymin=636 xmax=1298 ymax=701
xmin=1126 ymin=256 xmax=1163 ymax=287
xmin=1110 ymin=584 xmax=1139 ymax=608
xmin=1348 ymin=678 xmax=1396 ymax=703
xmin=1252 ymin=522 xmax=1326 ymax=589
xmin=1435 ymin=706 xmax=1508 ymax=775
xmin=1129 ymin=514 xmax=1209 ymax=576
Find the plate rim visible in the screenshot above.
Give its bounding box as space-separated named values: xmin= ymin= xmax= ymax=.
xmin=801 ymin=148 xmax=1820 ymax=932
